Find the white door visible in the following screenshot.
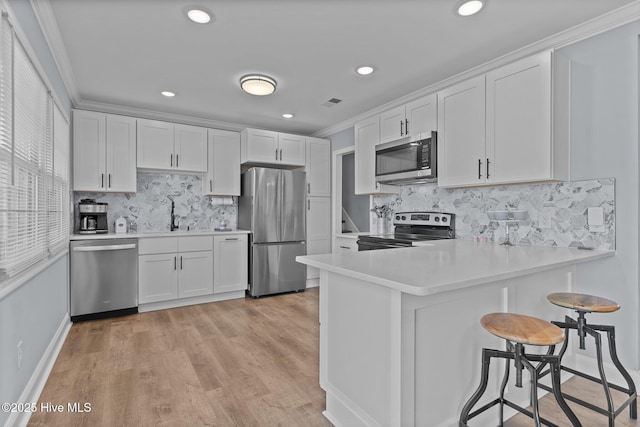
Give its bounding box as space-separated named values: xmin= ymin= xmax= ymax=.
xmin=174 ymin=124 xmax=208 ymax=172
xmin=137 ymin=119 xmax=174 ymax=169
xmin=405 ymin=94 xmax=437 ymax=137
xmin=437 ymin=75 xmax=486 ymax=187
xmin=178 ymin=250 xmax=214 ymax=298
xmin=379 ymin=106 xmax=405 ymax=144
xmin=213 ymin=235 xmax=248 ymax=293
xmin=486 ymin=51 xmax=552 ymax=184
xmin=106 ymin=114 xmax=136 ymax=192
xmin=306 ymin=137 xmax=331 ymax=197
xmin=244 ymin=128 xmax=279 ymax=163
xmin=139 ymin=253 xmax=179 ymax=304
xmin=278 ymin=133 xmax=306 ymax=166
xmin=207 ymin=130 xmax=240 ymax=196
xmin=73 ymin=110 xmax=106 ymax=191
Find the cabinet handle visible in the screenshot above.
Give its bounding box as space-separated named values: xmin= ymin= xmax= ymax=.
xmin=486 ymin=158 xmax=490 ymax=179
xmin=275 ymin=149 xmax=278 ymax=161
xmin=478 ymin=159 xmax=482 ymax=179
xmin=101 ymin=173 xmax=104 ymax=188
xmin=170 ymin=154 xmax=173 ymax=167
xmin=405 ymin=119 xmax=409 ymax=134
xmin=108 ymin=173 xmax=111 ymax=188
xmin=400 ymin=120 xmax=404 ymax=136
xmin=279 ymin=149 xmax=282 ymax=161
xmin=339 ymin=246 xmax=350 ymax=249
xmin=174 ymin=256 xmax=177 ymax=270
xmin=225 ymin=238 xmax=238 ymax=241
xmin=180 ymin=256 xmax=183 ymax=270
xmin=307 ymin=199 xmax=310 ymax=210
xmin=307 ymin=183 xmax=310 ymax=194
xmin=176 ymin=154 xmax=179 ymax=167
xmin=210 ymin=179 xmax=213 ymax=192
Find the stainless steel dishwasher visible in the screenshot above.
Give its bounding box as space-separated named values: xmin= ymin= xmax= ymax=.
xmin=70 ymin=238 xmax=138 ymax=322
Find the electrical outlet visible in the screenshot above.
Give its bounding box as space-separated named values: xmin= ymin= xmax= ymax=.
xmin=17 ymin=341 xmax=23 ymax=370
xmin=540 ymin=209 xmax=553 ymax=229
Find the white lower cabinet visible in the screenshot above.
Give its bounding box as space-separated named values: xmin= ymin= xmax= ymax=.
xmin=213 ymin=234 xmax=248 ymax=293
xmin=306 ymin=197 xmax=331 ymax=280
xmin=138 ymin=236 xmax=213 ymax=304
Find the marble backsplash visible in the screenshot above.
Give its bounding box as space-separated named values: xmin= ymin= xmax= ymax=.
xmin=371 ymin=178 xmax=615 ymax=250
xmin=73 ymin=172 xmax=237 ymax=233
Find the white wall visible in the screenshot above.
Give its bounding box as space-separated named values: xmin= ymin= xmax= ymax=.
xmin=559 ymin=21 xmax=640 ymax=369
xmin=0 ymin=2 xmax=72 ymax=425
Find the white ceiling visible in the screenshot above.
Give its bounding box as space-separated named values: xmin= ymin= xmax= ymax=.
xmin=45 ymin=0 xmax=638 ymax=135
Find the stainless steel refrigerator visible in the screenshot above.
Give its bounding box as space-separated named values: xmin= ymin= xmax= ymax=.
xmin=239 ymin=167 xmax=307 ymax=297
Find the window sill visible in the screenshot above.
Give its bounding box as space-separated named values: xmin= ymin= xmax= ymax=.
xmin=0 ymin=249 xmax=69 ymax=300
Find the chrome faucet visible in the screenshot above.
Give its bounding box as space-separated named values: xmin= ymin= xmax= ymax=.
xmin=169 ymin=198 xmax=179 ymax=231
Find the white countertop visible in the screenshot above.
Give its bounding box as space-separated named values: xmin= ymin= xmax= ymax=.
xmin=296 ymin=239 xmax=614 ymax=296
xmin=70 ymin=229 xmax=251 ymax=240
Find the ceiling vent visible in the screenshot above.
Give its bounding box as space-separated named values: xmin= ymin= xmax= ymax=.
xmin=322 ymin=98 xmax=342 ymax=108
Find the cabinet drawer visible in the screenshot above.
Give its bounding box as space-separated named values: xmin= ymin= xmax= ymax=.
xmin=335 ymin=237 xmax=358 ymax=252
xmin=138 ymin=237 xmax=178 ymax=255
xmin=178 ymin=235 xmax=213 ymax=252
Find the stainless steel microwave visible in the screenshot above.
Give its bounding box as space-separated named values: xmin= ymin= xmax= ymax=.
xmin=375 ymin=131 xmax=437 ymax=185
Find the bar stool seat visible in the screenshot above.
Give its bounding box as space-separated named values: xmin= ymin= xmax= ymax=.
xmin=541 ymin=292 xmax=637 ymax=427
xmin=459 ymin=313 xmax=581 ymax=427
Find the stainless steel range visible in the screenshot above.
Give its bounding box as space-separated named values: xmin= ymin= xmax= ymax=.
xmin=357 ymin=211 xmax=455 ymax=251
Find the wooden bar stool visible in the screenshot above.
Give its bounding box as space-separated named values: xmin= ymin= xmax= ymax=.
xmin=540 ymin=292 xmax=637 ymax=426
xmin=459 ymin=313 xmax=581 ymax=427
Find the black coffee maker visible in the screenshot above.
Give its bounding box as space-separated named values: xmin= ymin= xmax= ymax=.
xmin=78 ymin=199 xmax=108 ymax=234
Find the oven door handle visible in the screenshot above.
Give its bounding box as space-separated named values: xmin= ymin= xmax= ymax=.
xmin=73 ymin=244 xmax=137 ymax=252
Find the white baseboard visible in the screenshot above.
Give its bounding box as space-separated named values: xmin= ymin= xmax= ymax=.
xmin=306 ymin=278 xmax=319 ymax=288
xmin=5 ymin=314 xmax=72 ymax=427
xmin=138 ymin=290 xmax=246 ymax=313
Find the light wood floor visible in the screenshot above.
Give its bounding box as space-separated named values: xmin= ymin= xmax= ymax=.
xmin=29 ymin=288 xmax=331 ymax=427
xmin=30 ymin=288 xmax=637 ymax=426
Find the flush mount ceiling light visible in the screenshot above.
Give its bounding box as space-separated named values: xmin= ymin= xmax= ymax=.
xmin=161 ymin=91 xmax=176 ymax=97
xmin=356 ymin=65 xmax=375 ymax=75
xmin=457 ymin=0 xmax=484 ymax=16
xmin=282 ymin=113 xmax=294 ymax=119
xmin=240 ymin=75 xmax=277 ymax=96
xmin=187 ymin=9 xmax=211 ymax=24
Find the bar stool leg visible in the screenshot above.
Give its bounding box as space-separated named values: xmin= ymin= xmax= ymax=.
xmin=522 ymin=358 xmax=542 ymax=427
xmin=459 ymin=349 xmax=493 ymax=427
xmin=590 ymin=330 xmax=616 ymax=427
xmin=605 ymin=326 xmax=638 ymax=419
xmin=549 ymin=358 xmax=582 ymax=426
xmin=498 ymin=352 xmax=511 ymax=426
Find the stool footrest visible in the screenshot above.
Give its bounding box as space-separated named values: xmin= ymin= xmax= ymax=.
xmin=538 ymin=381 xmax=637 ymax=419
xmin=502 ymin=399 xmax=563 ymax=427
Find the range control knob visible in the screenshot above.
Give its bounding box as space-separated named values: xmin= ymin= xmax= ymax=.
xmin=434 ymin=216 xmax=440 ymax=222
xmin=401 ymin=215 xmax=407 ymax=220
xmin=396 ymin=215 xmax=400 ymax=221
xmin=442 ymin=216 xmax=448 ymax=223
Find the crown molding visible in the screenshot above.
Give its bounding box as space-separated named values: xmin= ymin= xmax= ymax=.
xmin=312 ymin=1 xmax=640 ymax=138
xmin=76 ymin=99 xmax=248 ymax=131
xmin=30 ymin=0 xmax=81 ymax=106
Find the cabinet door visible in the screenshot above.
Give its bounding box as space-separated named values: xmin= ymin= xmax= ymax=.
xmin=106 ymin=114 xmax=136 ymax=192
xmin=213 ymin=235 xmax=248 ymax=293
xmin=278 ymin=133 xmax=306 ymax=166
xmin=178 ymin=250 xmax=214 ymax=298
xmin=139 ymin=253 xmax=178 ymax=303
xmin=305 ymin=137 xmax=331 ymax=197
xmin=174 ymin=124 xmax=208 ymax=172
xmin=486 ymin=51 xmax=552 ymax=184
xmin=73 ymin=110 xmax=106 ymax=191
xmin=405 ymin=93 xmax=437 ymax=137
xmin=379 ymin=106 xmax=406 ymax=144
xmin=242 ymin=128 xmax=279 ymax=164
xmin=206 ymin=130 xmax=240 ymax=196
xmin=354 ymin=116 xmax=398 ymax=195
xmin=137 ymin=119 xmax=174 ymax=169
xmin=437 ymin=76 xmax=486 ymax=187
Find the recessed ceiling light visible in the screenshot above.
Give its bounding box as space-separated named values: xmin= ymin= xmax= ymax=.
xmin=240 ymin=75 xmax=277 ymax=96
xmin=187 ymin=9 xmax=211 ymax=24
xmin=161 ymin=91 xmax=176 ymax=97
xmin=282 ymin=113 xmax=294 ymax=119
xmin=457 ymin=0 xmax=484 ymax=16
xmin=356 ymin=66 xmax=375 ymax=75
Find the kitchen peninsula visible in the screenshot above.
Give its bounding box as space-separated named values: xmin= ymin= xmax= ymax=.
xmin=296 ymin=240 xmax=614 ymax=427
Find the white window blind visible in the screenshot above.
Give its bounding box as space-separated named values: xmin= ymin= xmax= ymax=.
xmin=0 ymin=11 xmax=70 ymax=282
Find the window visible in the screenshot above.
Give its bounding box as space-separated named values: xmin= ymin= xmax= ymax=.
xmin=0 ymin=12 xmax=70 ymax=282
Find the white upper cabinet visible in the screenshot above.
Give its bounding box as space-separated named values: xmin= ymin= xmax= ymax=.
xmin=438 ymin=50 xmax=568 ymax=188
xmin=437 ymin=76 xmax=486 ymax=188
xmin=205 ymin=129 xmax=241 ymax=196
xmin=241 ymin=128 xmax=306 ymax=167
xmin=73 ymin=110 xmax=136 ymax=192
xmin=305 ymin=137 xmax=331 ymax=197
xmin=137 ymin=119 xmax=207 ymax=172
xmin=174 ymin=124 xmax=208 ymax=172
xmin=354 ymin=116 xmax=399 ymax=195
xmin=379 ymin=94 xmax=437 ymax=144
